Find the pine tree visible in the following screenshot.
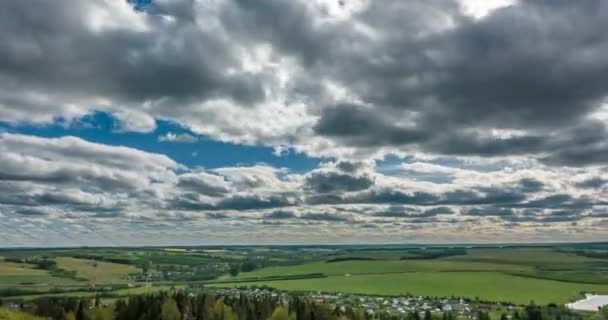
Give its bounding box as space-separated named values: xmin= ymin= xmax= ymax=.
xmin=161 ymin=298 xmax=181 ymax=320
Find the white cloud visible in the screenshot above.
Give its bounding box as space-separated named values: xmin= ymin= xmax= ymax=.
xmin=158 ymin=132 xmax=199 ymax=143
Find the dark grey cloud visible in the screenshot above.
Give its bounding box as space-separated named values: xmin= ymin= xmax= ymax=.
xmin=335 ymin=161 xmax=366 ymax=173
xmin=441 ymin=188 xmax=526 ymax=206
xmin=305 ymin=170 xmax=374 ymax=193
xmin=171 ymin=194 xmax=296 ymax=212
xmin=518 ymin=178 xmax=544 ymax=193
xmin=13 ymin=208 xmax=50 ymax=216
xmin=0 ymin=0 xmax=264 ymax=113
xmin=306 ymin=0 xmax=608 ymax=164
xmin=423 ymin=206 xmax=454 ymax=215
xmin=300 ymin=212 xmax=351 ymax=222
xmin=500 ymin=209 xmax=586 ymax=223
xmin=465 ymin=207 xmax=514 ymax=217
xmin=206 ymin=212 xmax=229 ymax=220
xmin=314 ymin=104 xmax=428 ymax=147
xmin=513 ymin=194 xmax=594 ymax=210
xmin=576 ymin=178 xmax=608 ymax=189
xmin=264 ymin=210 xmax=296 ymax=220
xmin=1 ymin=0 xmax=608 ymax=167
xmin=362 ymin=190 xmax=440 ymax=206
xmin=177 ymin=173 xmax=231 ymax=197
xmin=373 ymin=205 xmax=454 ymax=218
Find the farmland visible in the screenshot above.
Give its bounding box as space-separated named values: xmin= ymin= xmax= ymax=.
xmin=54 ymin=257 xmax=139 ymax=284
xmin=1 ymin=244 xmax=607 ymax=307
xmin=212 ymin=247 xmax=608 ymax=305
xmin=213 ymin=271 xmax=608 ymax=305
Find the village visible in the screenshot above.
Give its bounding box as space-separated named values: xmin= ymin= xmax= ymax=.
xmin=210 ymin=287 xmax=513 ymax=319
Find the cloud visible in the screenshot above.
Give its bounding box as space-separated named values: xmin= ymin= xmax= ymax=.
xmin=300 ymin=212 xmax=352 ymax=222
xmin=576 ymin=178 xmax=608 ymax=189
xmin=1 ymin=0 xmax=608 ymax=244
xmin=305 ymin=170 xmax=374 ymax=193
xmin=0 ymin=133 xmax=178 ymax=191
xmin=373 ymin=206 xmax=453 ymax=218
xmin=0 ymin=0 xmax=607 ymax=166
xmin=158 ymin=132 xmax=199 ymax=143
xmin=264 ymin=210 xmax=297 ymax=219
xmin=465 ymin=207 xmax=515 ymax=217
xmin=177 ymin=172 xmax=231 ymax=197
xmin=518 ymin=178 xmax=544 ymax=193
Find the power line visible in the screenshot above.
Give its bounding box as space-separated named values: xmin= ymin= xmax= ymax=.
xmin=65 ymin=214 xmax=119 ymax=246
xmin=44 ymin=222 xmax=79 ymax=241
xmin=0 ymin=221 xmax=38 ymax=240
xmin=0 ymin=233 xmax=19 ymax=246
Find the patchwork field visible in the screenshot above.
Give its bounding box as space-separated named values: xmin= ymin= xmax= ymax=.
xmin=54 ymin=257 xmax=139 ymax=284
xmin=1 ymin=245 xmax=607 ymax=306
xmin=212 ymin=271 xmax=608 ymax=304
xmin=225 ymin=259 xmax=531 ymax=280
xmin=212 ymin=247 xmax=608 ymax=305
xmin=0 ymin=260 xmax=81 ymax=288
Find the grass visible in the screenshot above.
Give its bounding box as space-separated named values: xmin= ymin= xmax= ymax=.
xmin=212 ymin=272 xmax=608 ymax=305
xmin=3 ymin=246 xmax=607 ymax=306
xmin=0 ymin=308 xmax=43 ymax=320
xmin=512 ymin=270 xmax=608 ymax=285
xmin=225 ymin=259 xmax=531 ymax=280
xmin=213 ymin=248 xmax=608 ymax=305
xmin=3 ymin=285 xmax=184 ymax=301
xmin=55 ymin=257 xmax=139 ymax=284
xmin=0 ymin=260 xmax=80 ymax=288
xmin=444 ymin=248 xmax=605 ymax=269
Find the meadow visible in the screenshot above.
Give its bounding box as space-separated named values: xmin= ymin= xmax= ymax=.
xmin=1 ymin=245 xmax=607 ymax=306
xmin=54 ymin=257 xmax=139 ymax=284
xmin=0 ymin=259 xmax=81 ymax=288
xmin=212 ymin=271 xmax=608 ymax=304
xmin=212 ymin=247 xmax=608 ymax=305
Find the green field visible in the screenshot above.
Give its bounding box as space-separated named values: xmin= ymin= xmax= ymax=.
xmin=2 ymin=245 xmax=608 ymax=306
xmin=211 ymin=247 xmax=608 ymax=305
xmin=445 ymin=248 xmax=605 ymax=269
xmin=0 ymin=260 xmax=81 ymax=288
xmin=212 ymin=271 xmax=608 ymax=304
xmin=0 ymin=307 xmax=44 ymax=320
xmin=225 ymin=259 xmax=531 ymax=280
xmin=55 ymin=257 xmax=139 ymax=284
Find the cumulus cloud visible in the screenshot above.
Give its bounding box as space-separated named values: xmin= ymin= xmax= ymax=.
xmin=2 ymin=0 xmax=608 ymax=244
xmin=1 ymin=0 xmax=608 ymax=165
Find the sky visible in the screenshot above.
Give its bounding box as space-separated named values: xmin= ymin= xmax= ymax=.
xmin=0 ymin=0 xmax=607 ymax=247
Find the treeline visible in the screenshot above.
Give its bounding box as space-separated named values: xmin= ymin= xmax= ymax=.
xmin=400 ymin=249 xmax=466 ymax=260
xmin=72 ymin=254 xmax=134 ymax=265
xmin=326 ymin=257 xmax=375 ymax=263
xmin=3 ymin=258 xmax=82 ymax=282
xmin=4 ymin=257 xmax=57 ymax=270
xmin=6 ymin=292 xmax=598 ymax=320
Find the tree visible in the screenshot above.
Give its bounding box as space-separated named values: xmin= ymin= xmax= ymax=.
xmin=90 ymin=308 xmax=113 ymax=320
xmin=270 ymin=305 xmax=295 ymax=320
xmin=477 ymin=311 xmax=491 ymax=320
xmin=76 ymin=301 xmax=88 ymax=320
xmin=600 ymin=306 xmax=608 ymax=320
xmin=210 ymin=299 xmax=238 ymax=320
xmin=142 ymin=260 xmax=153 ymax=275
xmin=229 ymin=266 xmax=240 ymax=277
xmin=424 ymin=310 xmax=432 ymax=320
xmin=161 ymin=298 xmax=181 ymax=320
xmin=240 ymin=261 xmax=258 ymax=272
